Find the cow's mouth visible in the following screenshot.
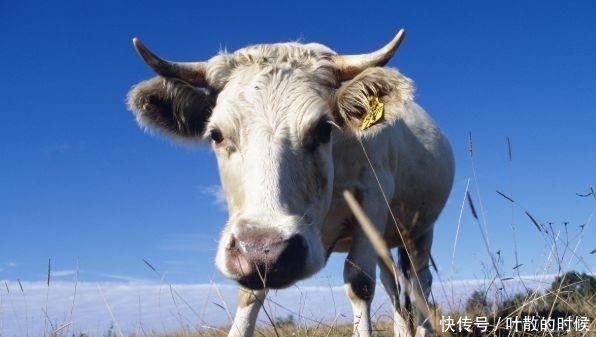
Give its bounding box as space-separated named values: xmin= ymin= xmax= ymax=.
xmin=226 ymin=234 xmax=308 ymax=289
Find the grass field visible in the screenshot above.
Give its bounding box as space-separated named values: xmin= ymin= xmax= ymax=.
xmin=127 ymin=189 xmax=596 ymax=337
xmin=2 ymin=139 xmax=594 ymax=337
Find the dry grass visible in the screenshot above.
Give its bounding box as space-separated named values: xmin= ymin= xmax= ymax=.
xmin=4 ymin=135 xmax=594 ymax=337
xmin=154 ymin=183 xmax=595 ymax=337
xmin=161 ymin=322 xmax=395 ymax=337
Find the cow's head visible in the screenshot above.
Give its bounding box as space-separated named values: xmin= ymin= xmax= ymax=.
xmin=127 ymin=30 xmax=413 ymax=289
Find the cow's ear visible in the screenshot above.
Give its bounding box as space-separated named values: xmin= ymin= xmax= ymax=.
xmin=127 ymin=76 xmax=215 ymax=140
xmin=334 ymin=68 xmax=414 ymax=136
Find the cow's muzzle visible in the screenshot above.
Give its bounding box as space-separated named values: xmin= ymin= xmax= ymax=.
xmin=224 ymin=229 xmax=308 ymax=289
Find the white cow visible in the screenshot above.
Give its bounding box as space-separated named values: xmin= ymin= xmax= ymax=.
xmin=127 ymin=29 xmax=454 ymax=337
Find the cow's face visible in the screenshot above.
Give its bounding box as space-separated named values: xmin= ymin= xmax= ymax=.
xmin=207 ymin=50 xmax=339 ymax=288
xmin=127 ymin=32 xmax=413 ymax=289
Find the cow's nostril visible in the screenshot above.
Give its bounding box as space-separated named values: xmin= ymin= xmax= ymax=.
xmin=224 ymin=230 xmax=309 ymax=289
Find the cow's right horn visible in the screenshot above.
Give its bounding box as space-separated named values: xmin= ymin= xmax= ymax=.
xmin=132 ymin=38 xmax=207 ymax=87
xmin=331 ymin=29 xmax=405 ymax=82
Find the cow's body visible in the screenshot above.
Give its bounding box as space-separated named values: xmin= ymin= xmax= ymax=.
xmin=127 ymin=30 xmax=454 ymax=337
xmin=325 ymin=101 xmax=452 ymax=253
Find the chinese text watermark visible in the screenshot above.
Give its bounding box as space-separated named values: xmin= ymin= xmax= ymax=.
xmin=440 ymin=315 xmax=591 ymax=333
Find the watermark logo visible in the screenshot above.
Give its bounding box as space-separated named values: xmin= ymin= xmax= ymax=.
xmin=439 ymin=315 xmax=591 ymax=333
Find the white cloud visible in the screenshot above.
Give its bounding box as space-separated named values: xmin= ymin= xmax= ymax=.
xmin=0 ymin=275 xmax=558 ymax=336
xmin=0 ymin=280 xmax=239 ymax=336
xmin=95 ymin=273 xmax=155 ymax=284
xmin=51 ymin=270 xmax=77 ymax=278
xmin=199 ymin=185 xmax=227 ymax=211
xmin=0 ymin=262 xmax=17 ymax=273
xmin=42 ymin=142 xmax=71 ymax=155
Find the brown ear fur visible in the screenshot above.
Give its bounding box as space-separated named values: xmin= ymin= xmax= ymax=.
xmin=127 ymin=77 xmax=215 ymax=139
xmin=335 ymin=67 xmax=414 ymax=135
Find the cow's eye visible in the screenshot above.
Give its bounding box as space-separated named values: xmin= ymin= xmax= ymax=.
xmin=210 ymin=128 xmax=224 ymax=144
xmin=306 ymin=118 xmax=333 ymax=150
xmin=314 ymin=119 xmax=333 ymax=144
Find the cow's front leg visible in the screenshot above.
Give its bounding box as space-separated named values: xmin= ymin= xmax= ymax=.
xmin=227 ymin=287 xmax=266 ymax=337
xmin=400 ymin=231 xmax=434 ymax=337
xmin=379 ymin=256 xmax=413 ymax=337
xmin=344 ymin=228 xmax=379 ymax=337
xmin=343 ymin=177 xmax=394 ymax=336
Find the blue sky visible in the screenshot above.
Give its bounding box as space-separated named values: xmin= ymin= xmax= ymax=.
xmin=1 ymin=0 xmax=594 ymax=289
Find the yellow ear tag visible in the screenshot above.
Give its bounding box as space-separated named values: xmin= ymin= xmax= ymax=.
xmin=360 ymin=95 xmax=384 ymax=130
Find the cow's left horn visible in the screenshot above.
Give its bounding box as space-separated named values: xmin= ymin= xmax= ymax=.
xmin=331 ymin=29 xmax=405 ymax=82
xmin=132 ymin=38 xmax=207 ymax=87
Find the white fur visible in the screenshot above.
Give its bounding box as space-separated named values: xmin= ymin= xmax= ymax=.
xmin=227 ymin=289 xmax=266 ymax=337
xmin=130 ymin=40 xmax=454 ymax=337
